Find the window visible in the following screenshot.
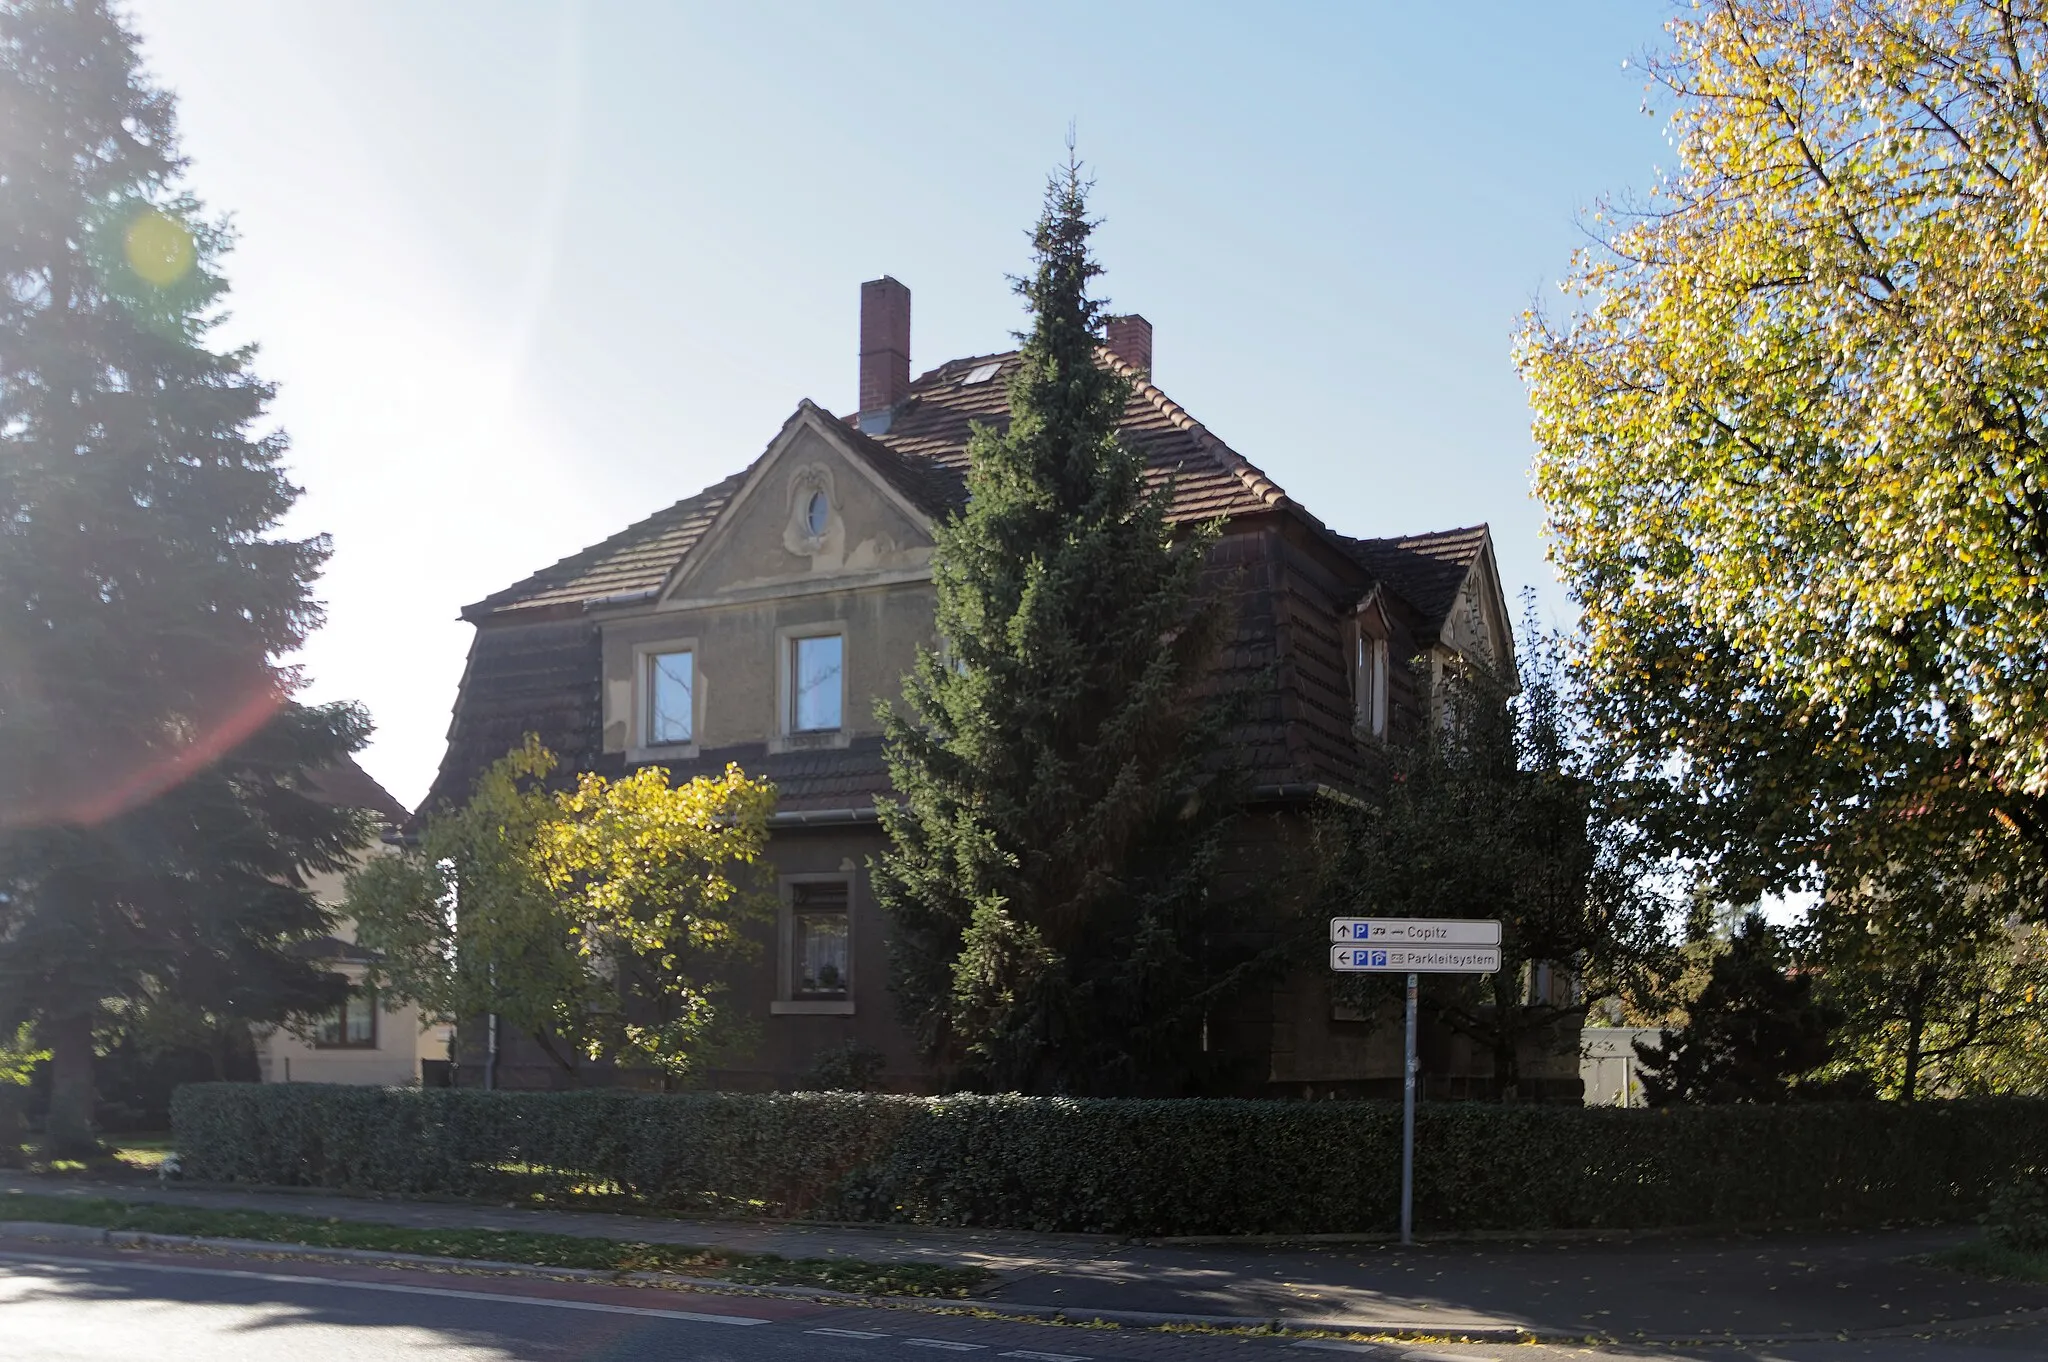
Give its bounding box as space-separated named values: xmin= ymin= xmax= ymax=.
xmin=791 ymin=882 xmax=851 ymax=999
xmin=790 ymin=634 xmax=843 ymax=732
xmin=645 ymin=649 xmax=693 ymax=745
xmin=960 ymin=360 xmax=1002 ymax=385
xmin=804 ymin=489 xmax=830 ymax=538
xmin=1357 ymin=634 xmax=1389 ymax=739
xmin=314 ymin=980 xmax=376 ymax=1049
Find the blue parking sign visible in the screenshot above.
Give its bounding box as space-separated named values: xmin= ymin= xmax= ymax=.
xmin=1371 ymin=950 xmax=1388 ymax=967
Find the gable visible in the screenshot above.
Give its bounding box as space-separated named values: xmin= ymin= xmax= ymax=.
xmin=662 ymin=411 xmax=934 ymax=605
xmin=1441 ymin=542 xmax=1515 ymax=675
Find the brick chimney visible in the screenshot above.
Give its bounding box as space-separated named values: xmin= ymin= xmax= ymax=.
xmin=1106 ymin=314 xmax=1152 ymax=379
xmin=859 ymin=276 xmax=911 ymax=426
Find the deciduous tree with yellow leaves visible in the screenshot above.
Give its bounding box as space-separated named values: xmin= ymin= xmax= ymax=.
xmin=344 ymin=739 xmax=776 ymax=1085
xmin=1518 ymin=1 xmax=2048 ymax=896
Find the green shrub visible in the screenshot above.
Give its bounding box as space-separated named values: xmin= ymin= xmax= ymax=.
xmin=1987 ymin=1168 xmax=2048 ymax=1253
xmin=171 ymin=1085 xmax=2048 ymax=1236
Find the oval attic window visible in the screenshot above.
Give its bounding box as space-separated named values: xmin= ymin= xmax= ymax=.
xmin=805 ymin=490 xmax=829 ymax=538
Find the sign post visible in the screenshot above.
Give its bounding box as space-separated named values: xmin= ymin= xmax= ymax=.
xmin=1330 ymin=917 xmax=1500 ymax=1247
xmin=1401 ymin=970 xmax=1417 ymax=1245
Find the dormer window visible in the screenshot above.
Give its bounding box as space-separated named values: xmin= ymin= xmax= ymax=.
xmin=1356 ymin=634 xmax=1389 ymax=740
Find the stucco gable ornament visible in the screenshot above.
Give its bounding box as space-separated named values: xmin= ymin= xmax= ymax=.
xmin=782 ymin=464 xmax=838 ymax=558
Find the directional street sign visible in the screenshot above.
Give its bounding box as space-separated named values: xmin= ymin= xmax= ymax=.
xmin=1330 ymin=944 xmax=1501 ymax=974
xmin=1330 ymin=917 xmax=1501 ymax=947
xmin=1327 ymin=916 xmax=1506 ymax=1246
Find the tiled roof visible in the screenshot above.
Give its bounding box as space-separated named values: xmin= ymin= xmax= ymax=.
xmin=866 ymin=350 xmax=1300 ymax=525
xmin=423 ymin=615 xmax=602 ymax=814
xmin=288 ymin=934 xmax=382 ymax=964
xmin=1340 ymin=526 xmax=1491 ymax=635
xmin=465 ymin=354 xmax=1308 ymax=620
xmin=462 ymin=471 xmax=745 ymax=621
xmin=304 ymin=756 xmax=409 ymax=826
xmin=631 ymin=737 xmax=895 ymax=814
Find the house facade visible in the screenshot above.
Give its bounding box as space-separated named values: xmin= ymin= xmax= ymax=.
xmin=254 ymin=759 xmax=454 ymax=1087
xmin=428 ymin=278 xmax=1573 ymax=1098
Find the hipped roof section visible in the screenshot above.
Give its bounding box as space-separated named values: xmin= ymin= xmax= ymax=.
xmin=1337 ymin=526 xmax=1494 ymax=638
xmin=460 ymin=351 xmax=1489 ymax=635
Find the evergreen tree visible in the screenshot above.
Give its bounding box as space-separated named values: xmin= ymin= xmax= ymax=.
xmin=0 ymin=0 xmax=366 ymax=1154
xmin=1635 ymin=913 xmax=1840 ymax=1104
xmin=874 ymin=157 xmax=1256 ymax=1095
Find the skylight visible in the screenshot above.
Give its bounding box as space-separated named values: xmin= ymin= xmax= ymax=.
xmin=961 ymin=361 xmax=1002 ymax=385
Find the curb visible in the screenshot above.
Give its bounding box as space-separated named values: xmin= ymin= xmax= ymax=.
xmin=0 ymin=1222 xmax=921 ymax=1307
xmin=1 ymin=1170 xmax=1965 ymax=1251
xmin=2 ymin=1222 xmax=2040 ymax=1346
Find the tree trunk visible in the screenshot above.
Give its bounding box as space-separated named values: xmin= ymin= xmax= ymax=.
xmin=528 ymin=1026 xmax=581 ymax=1087
xmin=1492 ymin=970 xmax=1522 ymax=1102
xmin=43 ymin=1011 xmax=98 ymax=1159
xmin=1899 ymin=978 xmax=1928 ymax=1103
xmin=0 ymin=1084 xmax=24 ymax=1168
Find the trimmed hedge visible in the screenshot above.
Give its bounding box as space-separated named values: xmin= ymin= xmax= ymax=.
xmin=171 ymin=1084 xmax=2048 ymax=1235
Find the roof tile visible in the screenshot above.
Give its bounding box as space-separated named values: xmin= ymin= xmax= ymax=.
xmin=1340 ymin=526 xmax=1491 ymax=634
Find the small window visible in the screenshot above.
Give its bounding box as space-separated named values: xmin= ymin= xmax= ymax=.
xmin=646 ymin=649 xmax=694 ymax=745
xmin=791 ymin=634 xmax=843 ymax=732
xmin=314 ymin=981 xmax=376 ymax=1049
xmin=1357 ymin=635 xmax=1389 ymax=739
xmin=792 ymin=882 xmax=850 ymax=998
xmin=960 ymin=361 xmax=1002 ymax=385
xmin=804 ymin=490 xmax=829 ymax=538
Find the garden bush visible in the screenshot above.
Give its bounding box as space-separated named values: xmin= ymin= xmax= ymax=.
xmin=1986 ymin=1167 xmax=2048 ymax=1254
xmin=171 ymin=1084 xmax=2048 ymax=1236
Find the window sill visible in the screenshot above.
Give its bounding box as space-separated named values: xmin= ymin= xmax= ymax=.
xmin=771 ymin=1000 xmax=854 ymax=1016
xmin=628 ymin=741 xmax=699 ymax=765
xmin=769 ymin=730 xmax=851 ymax=754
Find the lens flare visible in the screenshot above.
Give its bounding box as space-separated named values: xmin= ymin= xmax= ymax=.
xmin=0 ymin=677 xmax=283 ymax=830
xmin=124 ymin=208 xmax=195 ymax=288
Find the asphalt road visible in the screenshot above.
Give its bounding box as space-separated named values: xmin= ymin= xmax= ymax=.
xmin=3 ymin=1245 xmax=2046 ymax=1362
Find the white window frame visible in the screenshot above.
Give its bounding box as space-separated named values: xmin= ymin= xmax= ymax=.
xmin=771 ymin=873 xmax=856 ymax=1015
xmin=771 ymin=623 xmax=850 ymax=752
xmin=629 ymin=638 xmax=700 ymax=763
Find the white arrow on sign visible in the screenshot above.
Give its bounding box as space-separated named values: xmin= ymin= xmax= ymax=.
xmin=1329 ymin=917 xmax=1501 ymax=946
xmin=1330 ymin=945 xmax=1501 ymax=975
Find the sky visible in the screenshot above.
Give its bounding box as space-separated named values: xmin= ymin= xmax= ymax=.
xmin=122 ymin=1 xmax=1675 ymax=811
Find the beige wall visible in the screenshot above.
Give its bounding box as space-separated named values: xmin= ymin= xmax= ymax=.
xmin=256 ymin=842 xmax=452 ymax=1087
xmin=597 ymin=422 xmax=941 ymax=757
xmin=254 ymin=965 xmax=444 ymax=1087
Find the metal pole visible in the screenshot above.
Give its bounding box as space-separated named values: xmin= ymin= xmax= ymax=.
xmin=1401 ymin=971 xmax=1417 ymax=1246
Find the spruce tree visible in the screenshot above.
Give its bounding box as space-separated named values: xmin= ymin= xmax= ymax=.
xmin=875 ymin=158 xmax=1255 ymax=1095
xmin=1634 ymin=914 xmax=1840 ymax=1104
xmin=0 ymin=0 xmax=367 ymax=1153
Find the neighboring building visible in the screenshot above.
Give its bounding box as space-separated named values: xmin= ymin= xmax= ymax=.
xmin=427 ymin=278 xmax=1567 ymax=1097
xmin=253 ymin=759 xmax=453 ymax=1087
xmin=1581 ymin=1027 xmax=1661 ymax=1107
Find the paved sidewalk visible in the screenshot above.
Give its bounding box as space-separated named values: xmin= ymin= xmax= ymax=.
xmin=3 ymin=1171 xmax=2040 ymax=1340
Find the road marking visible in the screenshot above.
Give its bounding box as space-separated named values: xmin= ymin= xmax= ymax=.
xmin=810 ymin=1327 xmax=892 ymax=1339
xmin=903 ymin=1342 xmax=987 ymax=1352
xmin=999 ymin=1352 xmax=1089 ymax=1361
xmin=0 ymin=1250 xmax=771 ymax=1327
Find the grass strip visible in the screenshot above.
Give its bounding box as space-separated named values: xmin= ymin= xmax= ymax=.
xmin=0 ymin=1190 xmax=991 ymax=1298
xmin=1927 ymin=1239 xmax=2048 ymax=1284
